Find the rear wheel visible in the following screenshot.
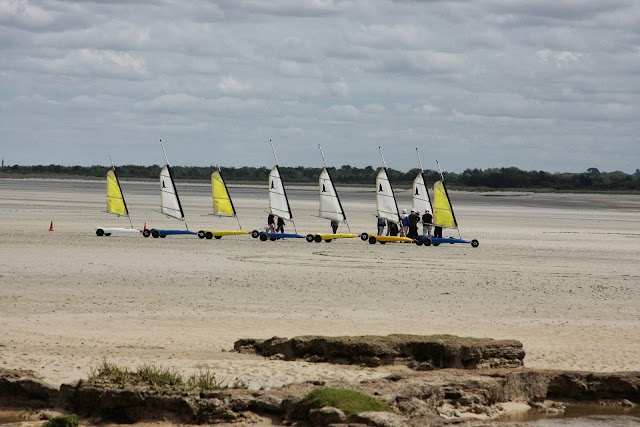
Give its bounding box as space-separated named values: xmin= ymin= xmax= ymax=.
xmin=325 ymin=239 xmax=332 ymax=243
xmin=160 ymin=235 xmax=166 ymax=238
xmin=471 ymin=239 xmax=479 ymax=248
xmin=205 ymin=232 xmax=213 ymax=239
xmin=259 ymin=233 xmax=267 ymax=241
xmin=380 ymin=240 xmax=386 ymax=244
xmin=197 ymin=230 xmax=205 ymax=239
xmin=251 ymin=230 xmax=259 ymax=238
xmin=360 ymin=233 xmax=369 ymax=241
xmin=104 ymin=233 xmax=111 ymax=236
xmin=368 ymin=236 xmax=377 ymax=244
xmin=152 ymin=230 xmax=160 ymax=238
xmin=269 ymin=238 xmax=276 ymax=241
xmin=423 ymin=238 xmax=432 ymax=246
xmin=415 ymin=239 xmax=423 ymax=246
xmin=314 ymin=235 xmax=323 ymax=243
xmin=306 ymin=234 xmax=315 ymax=243
xmin=142 ymin=229 xmax=151 ymax=238
xmin=214 ymin=236 xmax=222 ymax=240
xmin=96 ymin=229 xmax=104 ymax=237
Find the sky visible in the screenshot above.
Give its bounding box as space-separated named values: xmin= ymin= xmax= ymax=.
xmin=0 ymin=0 xmax=639 ymax=172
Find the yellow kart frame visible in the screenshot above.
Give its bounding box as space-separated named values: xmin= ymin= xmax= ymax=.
xmin=197 ymin=229 xmax=249 ymax=240
xmin=360 ymin=233 xmax=415 ymax=245
xmin=305 ymin=233 xmax=360 ymax=243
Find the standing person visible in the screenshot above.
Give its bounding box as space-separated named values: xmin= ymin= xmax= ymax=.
xmin=330 ymin=220 xmax=339 ymax=234
xmin=421 ymin=209 xmax=433 ymax=237
xmin=400 ymin=208 xmax=409 ymax=234
xmin=377 ymin=215 xmax=386 ymax=236
xmin=276 ymin=216 xmax=285 ymax=233
xmin=389 ymin=221 xmax=399 ymax=236
xmin=407 ymin=209 xmax=420 ymax=239
xmin=267 ymin=214 xmax=276 ymax=233
xmin=434 ymin=225 xmax=443 ymax=238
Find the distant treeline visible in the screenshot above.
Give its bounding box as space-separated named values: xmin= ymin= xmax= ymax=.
xmin=1 ymin=164 xmax=640 ymax=191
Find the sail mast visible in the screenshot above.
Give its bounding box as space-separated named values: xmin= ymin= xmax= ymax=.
xmin=270 ymin=140 xmax=296 ymax=233
xmin=436 ymin=159 xmax=460 ymax=238
xmin=108 ymin=154 xmax=134 ymax=229
xmin=378 ymin=147 xmax=400 ymax=223
xmin=318 ymin=145 xmax=350 ymax=232
xmin=161 ymin=140 xmax=188 ymax=230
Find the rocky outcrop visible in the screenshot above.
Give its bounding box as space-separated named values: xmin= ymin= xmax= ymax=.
xmin=234 ymin=334 xmax=525 ymax=369
xmin=0 ymin=368 xmax=58 ymax=408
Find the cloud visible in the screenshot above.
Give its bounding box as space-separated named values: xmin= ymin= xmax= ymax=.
xmin=218 ymin=76 xmax=252 ymax=94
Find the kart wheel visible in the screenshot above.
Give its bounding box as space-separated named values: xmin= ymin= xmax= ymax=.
xmin=314 ymin=235 xmax=322 ymax=243
xmin=160 ymin=235 xmax=166 ymax=238
xmin=214 ymin=236 xmax=222 ymax=240
xmin=96 ymin=229 xmax=104 ymax=237
xmin=433 ymin=242 xmax=440 ymax=246
xmin=152 ymin=230 xmax=160 ymax=238
xmin=142 ymin=229 xmax=151 ymax=238
xmin=259 ymin=233 xmax=267 ymax=241
xmin=471 ymin=239 xmax=479 ymax=248
xmin=251 ymin=230 xmax=259 ymax=238
xmin=380 ymin=240 xmax=386 ymax=244
xmin=197 ymin=230 xmax=205 ymax=239
xmin=360 ymin=233 xmax=369 ymax=241
xmin=270 ymin=238 xmax=276 ymax=241
xmin=206 ymin=232 xmax=213 ymax=239
xmin=325 ymin=239 xmax=332 ymax=243
xmin=368 ymin=236 xmax=377 ymax=244
xmin=104 ymin=233 xmax=111 ymax=236
xmin=306 ymin=234 xmax=314 ymax=243
xmin=423 ymin=238 xmax=432 ymax=246
xmin=415 ymin=239 xmax=423 ymax=246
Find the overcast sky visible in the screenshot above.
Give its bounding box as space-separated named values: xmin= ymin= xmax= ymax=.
xmin=1 ymin=0 xmax=638 ymax=172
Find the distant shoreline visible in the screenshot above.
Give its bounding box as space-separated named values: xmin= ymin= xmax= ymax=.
xmin=2 ymin=173 xmax=640 ymax=195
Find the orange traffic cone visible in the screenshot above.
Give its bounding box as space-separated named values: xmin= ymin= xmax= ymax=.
xmin=49 ymin=221 xmax=55 ymax=232
xmin=143 ymin=222 xmax=147 ymax=231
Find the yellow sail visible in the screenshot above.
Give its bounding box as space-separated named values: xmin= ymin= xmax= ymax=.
xmin=212 ymin=170 xmax=235 ymax=216
xmin=106 ymin=170 xmax=128 ymax=216
xmin=433 ymin=180 xmax=456 ymax=228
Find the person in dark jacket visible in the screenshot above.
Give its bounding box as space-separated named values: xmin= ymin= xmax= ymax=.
xmin=331 ymin=220 xmax=339 ymax=234
xmin=407 ymin=210 xmax=420 ymax=238
xmin=276 ymin=216 xmax=285 ymax=233
xmin=421 ymin=209 xmax=433 ymax=236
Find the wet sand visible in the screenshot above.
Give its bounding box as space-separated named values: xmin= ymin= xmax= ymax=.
xmin=0 ymin=178 xmax=639 ymax=388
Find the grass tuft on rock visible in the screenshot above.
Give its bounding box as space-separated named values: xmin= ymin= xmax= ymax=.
xmin=294 ymin=387 xmax=391 ymax=419
xmin=44 ymin=414 xmax=79 ymax=427
xmin=87 ymin=359 xmax=247 ymax=390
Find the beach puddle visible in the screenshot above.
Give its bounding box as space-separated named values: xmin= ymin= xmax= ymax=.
xmin=498 ymin=403 xmax=640 ymax=426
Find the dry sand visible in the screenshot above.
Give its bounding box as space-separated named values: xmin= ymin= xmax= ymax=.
xmin=1 ymin=178 xmax=639 ymax=388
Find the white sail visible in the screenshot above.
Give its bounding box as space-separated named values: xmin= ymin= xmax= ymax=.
xmin=268 ymin=165 xmax=292 ymax=220
xmin=319 ymin=167 xmax=346 ymax=222
xmin=412 ymin=172 xmax=432 ymax=214
xmin=160 ymin=165 xmax=184 ymax=220
xmin=376 ymin=168 xmax=400 ymax=223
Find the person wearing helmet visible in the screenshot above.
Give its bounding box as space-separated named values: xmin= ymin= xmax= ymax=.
xmin=400 ymin=208 xmax=410 ymax=236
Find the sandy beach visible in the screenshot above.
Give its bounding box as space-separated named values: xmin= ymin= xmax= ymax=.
xmin=1 ymin=178 xmax=639 ymax=389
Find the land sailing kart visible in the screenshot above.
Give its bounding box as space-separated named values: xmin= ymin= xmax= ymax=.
xmin=305 ymin=232 xmax=360 ymax=243
xmin=415 ymin=235 xmax=480 ymax=248
xmin=95 ymin=227 xmax=141 ymax=237
xmin=142 ymin=228 xmax=197 ymax=238
xmin=359 ymin=232 xmax=416 ymax=245
xmin=251 ymin=229 xmax=304 ymax=241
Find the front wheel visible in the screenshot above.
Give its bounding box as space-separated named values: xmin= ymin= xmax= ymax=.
xmin=259 ymin=233 xmax=267 ymax=241
xmin=197 ymin=230 xmax=205 ymax=239
xmin=360 ymin=233 xmax=369 ymax=241
xmin=415 ymin=239 xmax=423 ymax=246
xmin=471 ymin=239 xmax=479 ymax=248
xmin=306 ymin=234 xmax=315 ymax=243
xmin=96 ymin=229 xmax=104 ymax=237
xmin=368 ymin=236 xmax=377 ymax=245
xmin=142 ymin=229 xmax=151 ymax=238
xmin=251 ymin=230 xmax=259 ymax=238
